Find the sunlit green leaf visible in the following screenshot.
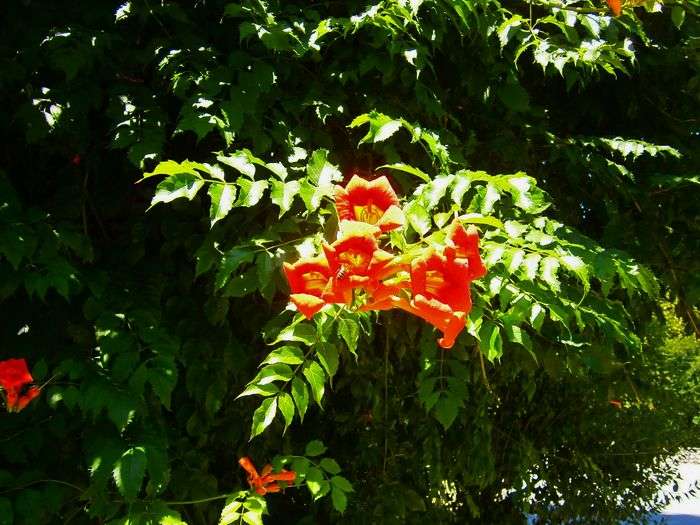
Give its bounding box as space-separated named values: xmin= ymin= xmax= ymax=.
xmin=291 ymin=377 xmax=309 ymax=421
xmin=208 ymin=183 xmax=237 ymax=226
xmin=479 ymin=321 xmax=503 ymax=362
xmin=270 ymin=179 xmax=300 ymax=216
xmin=250 ymin=397 xmax=277 ymax=439
xmin=150 ymin=173 xmax=204 ymax=207
xmin=277 ymin=392 xmax=295 ymax=432
xmin=303 ymin=361 xmax=326 ymax=406
xmin=378 ymin=162 xmax=430 ymax=182
xmin=337 ymin=318 xmax=359 ymax=357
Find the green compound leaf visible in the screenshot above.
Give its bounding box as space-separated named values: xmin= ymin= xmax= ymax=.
xmin=291 ymin=377 xmax=309 ymax=422
xmin=434 ymin=395 xmax=460 ymax=430
xmin=320 ymin=458 xmax=341 ymax=475
xmin=303 ymin=361 xmax=326 ymax=407
xmin=277 ymin=392 xmax=295 ymax=433
xmin=217 ymin=151 xmax=256 ymax=178
xmin=304 ymin=440 xmax=327 ymax=457
xmin=219 ymin=497 xmax=244 ymax=525
xmin=273 ymin=322 xmax=317 ymax=346
xmin=331 ymin=487 xmax=348 ymax=513
xmin=405 ymin=200 xmax=431 ymax=236
xmin=142 ymin=159 xmax=207 ymax=179
xmin=378 ymin=162 xmax=430 ymax=183
xmin=261 ymin=345 xmax=305 ymax=366
xmin=315 ymin=342 xmax=339 ymax=378
xmin=337 ymin=318 xmax=359 ymax=357
xmin=306 ymin=149 xmax=341 ymax=185
xmin=331 ymin=475 xmax=354 ymax=492
xmin=250 ymin=397 xmax=277 ymax=440
xmin=236 ymin=178 xmax=268 ymax=207
xmin=208 ymin=183 xmax=237 ymax=226
xmin=270 ymin=179 xmax=300 ymax=216
xmin=113 ymin=446 xmax=147 ymax=502
xmin=479 ymin=321 xmax=503 ymax=362
xmin=350 ymin=112 xmax=403 ymax=144
xmin=255 ymin=363 xmax=294 ymax=385
xmin=150 ymin=173 xmax=204 ymax=208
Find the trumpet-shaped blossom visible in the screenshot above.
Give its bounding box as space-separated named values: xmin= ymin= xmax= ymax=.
xmin=334 ymin=175 xmax=404 ymax=232
xmin=239 ymin=457 xmax=296 ymax=496
xmin=322 ymin=221 xmax=380 ymax=300
xmin=322 ymin=221 xmax=410 ymax=304
xmin=0 ymin=358 xmax=40 ymax=413
xmin=445 ymin=219 xmax=487 ymax=281
xmin=404 ymin=295 xmax=468 ymax=349
xmin=283 ymin=256 xmax=343 ymax=318
xmin=402 ymin=250 xmax=474 ymax=348
xmin=323 ymin=223 xmax=379 ymax=277
xmin=410 ymin=250 xmax=473 ymax=313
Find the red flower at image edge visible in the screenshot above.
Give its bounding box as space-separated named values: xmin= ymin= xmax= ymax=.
xmin=239 ymin=457 xmax=296 ymax=496
xmin=334 ymin=175 xmax=405 ymax=232
xmin=0 ymin=358 xmax=40 ymax=413
xmin=606 ymin=0 xmax=622 ymax=16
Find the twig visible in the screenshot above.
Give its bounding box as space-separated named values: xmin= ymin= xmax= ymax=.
xmin=478 ymin=346 xmax=493 ymax=394
xmin=382 ymin=319 xmax=390 ymax=476
xmin=0 ymin=479 xmax=84 ymax=495
xmin=530 ymin=0 xmax=608 ymax=14
xmin=166 ymin=494 xmax=230 ymax=505
xmin=623 ymin=365 xmax=642 ymax=404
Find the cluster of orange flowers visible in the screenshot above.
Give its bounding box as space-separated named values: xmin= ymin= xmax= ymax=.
xmin=283 ymin=175 xmax=486 ymax=349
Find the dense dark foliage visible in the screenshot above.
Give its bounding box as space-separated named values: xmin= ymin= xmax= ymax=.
xmin=0 ymin=0 xmax=698 ymax=524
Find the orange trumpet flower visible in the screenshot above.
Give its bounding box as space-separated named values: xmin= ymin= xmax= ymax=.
xmin=396 ymin=250 xmax=475 ymax=348
xmin=445 ymin=219 xmax=487 ymax=281
xmin=238 ymin=457 xmax=296 ymax=496
xmin=322 ymin=221 xmax=380 ymax=301
xmin=334 ymin=175 xmax=405 ymax=232
xmin=405 ymin=295 xmax=468 ymax=350
xmin=410 ymin=250 xmax=473 ymax=313
xmin=283 ymin=255 xmax=344 ymax=318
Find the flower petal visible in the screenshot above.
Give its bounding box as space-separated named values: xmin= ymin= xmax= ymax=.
xmin=411 ymin=294 xmax=467 ymax=349
xmin=239 ymin=457 xmax=260 ymax=480
xmin=263 ymin=482 xmax=281 ymax=493
xmin=283 ymin=256 xmax=332 ymax=296
xmin=290 ymin=294 xmax=327 ymax=319
xmin=0 ymin=358 xmax=34 ymax=391
xmin=14 ymin=386 xmax=40 ymax=412
xmin=446 ymin=220 xmax=487 ymax=280
xmin=410 ymin=250 xmax=472 ymax=312
xmin=268 ymin=470 xmax=296 ymax=483
xmin=333 ymin=176 xmax=400 ymax=226
xmin=376 ymin=204 xmax=405 ymax=232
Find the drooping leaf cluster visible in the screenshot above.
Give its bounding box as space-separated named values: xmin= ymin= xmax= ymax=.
xmin=0 ymin=0 xmax=698 ymax=524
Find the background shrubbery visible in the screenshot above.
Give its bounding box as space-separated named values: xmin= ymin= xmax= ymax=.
xmin=0 ymin=1 xmax=699 ymax=523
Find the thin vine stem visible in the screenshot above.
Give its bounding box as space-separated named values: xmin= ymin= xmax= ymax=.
xmin=382 ymin=318 xmax=390 ymax=476
xmin=0 ymin=479 xmax=84 ymax=495
xmin=166 ymin=494 xmax=231 ymax=506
